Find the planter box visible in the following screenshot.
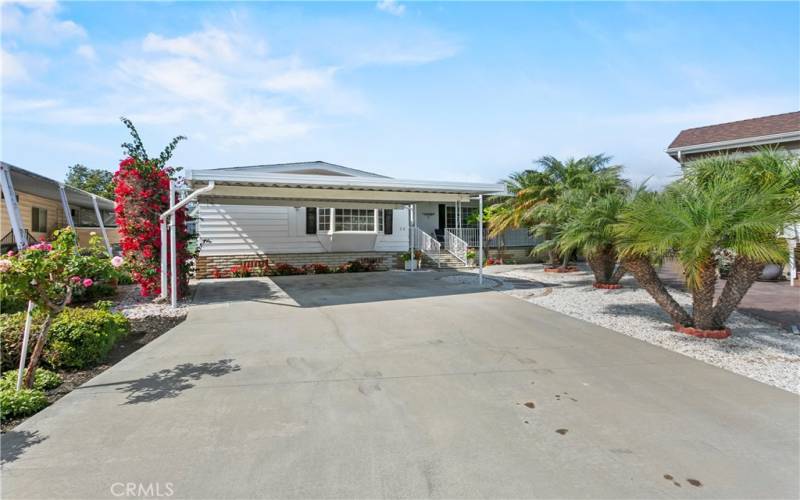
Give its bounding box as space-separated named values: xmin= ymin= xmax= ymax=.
xmin=404 ymin=260 xmax=422 ymax=271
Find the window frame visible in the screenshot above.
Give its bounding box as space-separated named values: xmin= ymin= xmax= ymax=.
xmin=31 ymin=206 xmax=48 ymax=232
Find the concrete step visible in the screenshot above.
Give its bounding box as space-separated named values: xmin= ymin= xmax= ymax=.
xmin=421 ymin=252 xmax=469 ymax=268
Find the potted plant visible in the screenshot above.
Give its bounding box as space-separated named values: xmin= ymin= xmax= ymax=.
xmin=466 ymin=249 xmax=476 ymax=266
xmin=399 ymin=252 xmax=422 ymax=270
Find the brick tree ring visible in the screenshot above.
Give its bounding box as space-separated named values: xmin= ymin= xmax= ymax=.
xmin=592 ymin=282 xmax=623 ymax=289
xmin=673 ymin=323 xmax=732 ymax=339
xmin=544 ymin=266 xmax=579 ymax=273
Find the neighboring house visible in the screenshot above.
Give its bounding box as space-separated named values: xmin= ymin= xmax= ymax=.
xmin=666 ymin=112 xmax=800 ymax=284
xmin=666 ymin=111 xmax=800 ymax=163
xmin=0 ymin=162 xmax=118 ymax=253
xmin=189 ymin=161 xmax=528 ymax=277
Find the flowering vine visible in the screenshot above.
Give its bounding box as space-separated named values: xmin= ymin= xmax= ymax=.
xmin=113 ymin=117 xmax=193 ymax=298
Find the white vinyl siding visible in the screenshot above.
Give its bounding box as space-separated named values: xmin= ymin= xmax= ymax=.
xmin=198 ymin=204 xmax=409 ymax=256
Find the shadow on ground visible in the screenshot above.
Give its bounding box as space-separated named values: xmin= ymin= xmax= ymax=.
xmin=1 ymin=430 xmax=47 ymax=465
xmin=116 ymin=359 xmax=241 ymax=405
xmin=78 ymin=359 xmax=241 ymax=405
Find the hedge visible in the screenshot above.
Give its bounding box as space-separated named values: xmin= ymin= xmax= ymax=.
xmin=1 ymin=307 xmax=129 ymax=371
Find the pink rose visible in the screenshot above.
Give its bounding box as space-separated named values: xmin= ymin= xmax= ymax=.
xmin=6 ymin=250 xmax=14 ymax=256
xmin=82 ymin=278 xmax=94 ymax=287
xmin=0 ymin=259 xmax=11 ymax=272
xmin=111 ymin=256 xmax=124 ymax=268
xmin=70 ymin=276 xmax=81 ymax=283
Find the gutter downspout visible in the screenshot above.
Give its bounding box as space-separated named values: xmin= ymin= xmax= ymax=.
xmin=159 ymin=181 xmax=215 ymax=306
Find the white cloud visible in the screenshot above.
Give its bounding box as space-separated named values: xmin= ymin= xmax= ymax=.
xmin=0 ymin=48 xmax=29 ymax=83
xmin=141 ymin=29 xmax=249 ymax=63
xmin=76 ymin=44 xmax=96 ymax=61
xmin=376 ymin=0 xmax=405 ymax=16
xmin=262 ymin=67 xmax=336 ymax=92
xmin=1 ymin=1 xmax=86 ymax=45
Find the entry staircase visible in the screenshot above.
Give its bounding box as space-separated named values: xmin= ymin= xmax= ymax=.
xmin=412 ymin=228 xmax=471 ymax=269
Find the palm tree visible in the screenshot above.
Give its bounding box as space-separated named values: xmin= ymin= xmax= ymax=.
xmin=489 ymin=154 xmax=623 ymax=268
xmin=558 ymin=184 xmax=640 ymax=285
xmin=614 ymin=150 xmax=799 ymax=331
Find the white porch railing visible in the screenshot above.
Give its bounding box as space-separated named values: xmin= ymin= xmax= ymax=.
xmin=413 ymin=227 xmax=442 ymax=267
xmin=445 ymin=227 xmax=538 ymax=247
xmin=444 ymin=229 xmax=469 ymax=265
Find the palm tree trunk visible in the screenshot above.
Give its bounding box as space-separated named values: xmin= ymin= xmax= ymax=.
xmin=711 ymin=256 xmax=764 ymax=328
xmin=587 ymin=246 xmax=617 ymax=283
xmin=623 ymin=256 xmax=692 ymax=326
xmin=691 ymin=259 xmax=718 ymax=330
xmin=609 ymin=263 xmax=626 ymax=284
xmin=23 ymin=313 xmax=53 ymax=389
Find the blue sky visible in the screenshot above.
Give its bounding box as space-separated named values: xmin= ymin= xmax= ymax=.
xmin=2 ymin=1 xmax=798 ymax=187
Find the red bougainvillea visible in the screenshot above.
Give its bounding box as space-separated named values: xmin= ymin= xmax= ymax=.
xmin=114 ymin=157 xmax=191 ymax=297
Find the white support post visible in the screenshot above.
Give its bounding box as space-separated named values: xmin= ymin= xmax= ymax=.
xmin=58 ymin=183 xmax=76 ymax=232
xmin=15 ymin=301 xmax=35 ymax=391
xmin=1 ymin=163 xmax=28 ymax=249
xmin=160 ymin=219 xmax=168 ymax=299
xmin=789 ymin=239 xmax=796 ymax=287
xmin=169 ymin=181 xmax=178 ymax=308
xmin=374 ymin=208 xmax=380 ymax=234
xmin=408 ymin=205 xmax=415 ymax=271
xmin=329 ymin=207 xmax=335 ymax=235
xmin=91 ymin=194 xmax=113 ymax=255
xmin=478 ymin=194 xmax=484 ymax=285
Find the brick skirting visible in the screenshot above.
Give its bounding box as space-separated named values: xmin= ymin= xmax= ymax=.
xmin=196 ymin=252 xmax=403 ymax=278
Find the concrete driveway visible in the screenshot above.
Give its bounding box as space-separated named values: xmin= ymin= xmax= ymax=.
xmin=2 ymin=271 xmax=798 ymax=499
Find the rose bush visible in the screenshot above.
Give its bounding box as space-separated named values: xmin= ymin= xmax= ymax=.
xmin=0 ymin=228 xmax=120 ymax=388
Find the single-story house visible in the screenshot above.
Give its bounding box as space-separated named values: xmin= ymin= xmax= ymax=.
xmin=666 ymin=110 xmax=800 ymax=163
xmin=186 ymin=161 xmax=533 ymax=277
xmin=666 ymin=111 xmax=799 ymax=285
xmin=0 ymin=162 xmax=118 ymax=253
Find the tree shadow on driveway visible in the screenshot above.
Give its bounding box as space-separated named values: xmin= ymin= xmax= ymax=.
xmin=113 ymin=359 xmax=241 ymax=405
xmin=1 ymin=430 xmax=48 ymax=465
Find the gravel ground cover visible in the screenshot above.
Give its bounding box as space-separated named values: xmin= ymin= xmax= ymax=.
xmin=476 ymin=264 xmax=800 ymax=394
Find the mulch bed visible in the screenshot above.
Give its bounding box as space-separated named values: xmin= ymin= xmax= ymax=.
xmin=544 ymin=266 xmax=580 ymax=273
xmin=1 ymin=315 xmax=186 ymax=432
xmin=593 ymin=282 xmax=623 ymax=290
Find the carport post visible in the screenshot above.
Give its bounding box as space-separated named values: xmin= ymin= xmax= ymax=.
xmin=169 ymin=181 xmax=178 ymax=308
xmin=789 ymin=238 xmax=796 ymax=287
xmin=408 ymin=205 xmax=415 ymax=271
xmin=91 ymin=194 xmax=113 ymax=255
xmin=478 ymin=194 xmax=483 ymax=284
xmin=160 ymin=219 xmax=168 ymax=300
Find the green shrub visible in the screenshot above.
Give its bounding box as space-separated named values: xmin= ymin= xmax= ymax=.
xmin=45 ymin=308 xmax=129 ymax=369
xmin=0 ymin=311 xmax=44 ymax=371
xmin=2 ymin=307 xmax=129 ymax=371
xmin=0 ymin=368 xmax=61 ymax=391
xmin=0 ymin=386 xmax=48 ymax=421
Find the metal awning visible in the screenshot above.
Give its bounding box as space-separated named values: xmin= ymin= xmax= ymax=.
xmin=2 ymin=162 xmax=115 ymax=211
xmin=186 ymin=169 xmax=508 ymax=206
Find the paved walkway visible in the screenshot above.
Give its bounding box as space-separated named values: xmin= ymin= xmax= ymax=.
xmin=2 ymin=272 xmax=798 ymax=498
xmin=659 ymin=260 xmax=800 ymax=331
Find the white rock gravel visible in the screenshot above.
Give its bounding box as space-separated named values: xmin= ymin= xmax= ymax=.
xmin=472 ymin=264 xmax=800 ymax=394
xmin=111 ymin=284 xmax=189 ymax=320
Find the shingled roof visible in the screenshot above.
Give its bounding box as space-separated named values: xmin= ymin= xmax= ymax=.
xmin=667 ymin=111 xmax=800 ymax=150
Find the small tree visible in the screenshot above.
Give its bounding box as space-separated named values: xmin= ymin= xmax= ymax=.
xmin=114 ymin=117 xmax=192 ymax=297
xmin=614 ymin=150 xmax=799 ymax=332
xmin=65 ymin=164 xmax=115 ymax=199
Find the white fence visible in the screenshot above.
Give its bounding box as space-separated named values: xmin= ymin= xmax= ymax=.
xmin=445 ymin=228 xmax=537 ymax=248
